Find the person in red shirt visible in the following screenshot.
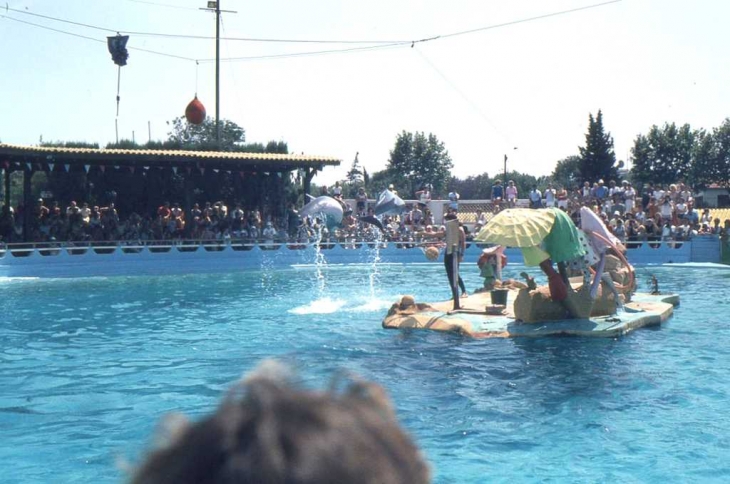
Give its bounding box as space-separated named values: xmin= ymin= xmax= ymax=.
xmin=157 ymin=202 xmax=172 ymax=221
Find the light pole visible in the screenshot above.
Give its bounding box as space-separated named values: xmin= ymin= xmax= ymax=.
xmin=200 ymin=1 xmax=237 ymax=147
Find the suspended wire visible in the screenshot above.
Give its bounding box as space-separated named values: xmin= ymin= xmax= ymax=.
xmin=2 ymin=0 xmax=622 ymax=64
xmin=4 ymin=5 xmax=406 ymax=44
xmin=5 ymin=1 xmax=621 ymax=45
xmin=189 ymin=0 xmax=625 ymax=63
xmin=436 ymin=0 xmax=622 ymax=41
xmin=197 ymin=42 xmax=410 ymax=64
xmin=125 ymin=32 xmax=407 ymax=44
xmin=1 ymin=13 xmax=108 ymax=44
xmin=413 ymin=46 xmax=511 ymax=144
xmin=0 ymin=14 xmax=197 ymax=61
xmin=5 ymin=6 xmax=117 ymax=34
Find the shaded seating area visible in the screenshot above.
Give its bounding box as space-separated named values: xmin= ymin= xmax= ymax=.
xmin=0 ymin=143 xmax=340 ymax=242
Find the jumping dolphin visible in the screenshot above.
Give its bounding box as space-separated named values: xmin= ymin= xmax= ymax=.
xmin=299 ymin=195 xmax=344 ymax=229
xmin=356 ymin=189 xmax=406 ymax=231
xmin=374 ymin=189 xmax=406 ymax=216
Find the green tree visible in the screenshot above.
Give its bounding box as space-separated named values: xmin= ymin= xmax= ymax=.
xmin=710 ymin=118 xmax=730 ymax=186
xmin=630 ymin=123 xmax=696 ymax=186
xmin=40 ymin=140 xmax=100 ymax=149
xmin=264 ymin=140 xmax=289 ymax=154
xmin=690 ymin=129 xmax=717 ymax=188
xmin=166 ymin=116 xmax=246 ymax=151
xmin=450 ymin=174 xmax=491 ymax=200
xmin=630 ymin=133 xmax=652 ymax=185
xmin=387 ymin=131 xmax=453 ymax=197
xmin=346 ymin=152 xmax=364 ymax=185
xmin=366 ymin=169 xmax=397 ymax=199
xmin=551 ymin=155 xmax=581 ymax=190
xmin=578 ymin=110 xmax=618 ymax=183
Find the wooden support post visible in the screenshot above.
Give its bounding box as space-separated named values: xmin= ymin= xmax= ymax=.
xmin=303 ymin=168 xmax=316 ymax=202
xmin=184 ymin=173 xmax=194 ymax=237
xmin=4 ymin=166 xmax=10 ymax=209
xmin=23 ymin=165 xmax=32 ymax=242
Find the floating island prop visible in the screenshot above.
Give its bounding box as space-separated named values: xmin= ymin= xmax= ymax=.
xmin=383 ymin=208 xmax=679 ymax=338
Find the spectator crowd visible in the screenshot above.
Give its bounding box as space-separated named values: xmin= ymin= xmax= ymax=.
xmin=1 ymin=179 xmax=729 ymax=249
xmin=490 ymin=179 xmax=730 ymax=249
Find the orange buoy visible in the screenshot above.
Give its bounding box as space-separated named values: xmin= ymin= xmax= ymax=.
xmin=185 ymin=96 xmax=206 ymax=125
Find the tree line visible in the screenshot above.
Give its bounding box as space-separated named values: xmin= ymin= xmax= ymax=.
xmin=333 ymin=111 xmax=730 ymax=203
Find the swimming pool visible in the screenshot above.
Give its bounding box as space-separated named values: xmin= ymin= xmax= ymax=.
xmin=1 ymin=263 xmax=729 ymax=483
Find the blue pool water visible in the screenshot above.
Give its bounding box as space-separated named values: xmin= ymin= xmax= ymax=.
xmin=1 ymin=262 xmax=729 ymax=483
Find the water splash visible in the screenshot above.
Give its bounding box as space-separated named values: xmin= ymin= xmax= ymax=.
xmin=289 ymin=297 xmax=347 ymax=315
xmin=260 ymin=245 xmax=277 ymax=296
xmin=365 ymin=228 xmax=383 ymax=300
xmin=346 ymin=297 xmax=394 ymax=313
xmin=312 ymin=228 xmax=327 ymax=298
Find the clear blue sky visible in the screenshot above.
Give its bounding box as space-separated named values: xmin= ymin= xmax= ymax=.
xmin=2 ymin=0 xmax=728 ymax=186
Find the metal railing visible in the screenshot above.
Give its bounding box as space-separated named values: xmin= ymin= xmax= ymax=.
xmin=0 ymin=236 xmax=706 ymax=259
xmin=0 ymin=238 xmax=407 ymax=258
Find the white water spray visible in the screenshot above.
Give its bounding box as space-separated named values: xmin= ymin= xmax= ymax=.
xmin=365 ymin=227 xmax=383 ymax=300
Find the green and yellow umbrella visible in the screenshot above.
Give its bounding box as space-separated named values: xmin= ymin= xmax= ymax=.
xmin=476 ymin=208 xmax=585 ymax=265
xmin=475 ymin=208 xmax=556 ymax=247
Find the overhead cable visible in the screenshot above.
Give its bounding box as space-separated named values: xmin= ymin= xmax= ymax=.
xmin=3 ymin=0 xmax=622 ymax=64
xmin=6 ymin=1 xmax=621 ymax=46
xmin=197 ymin=42 xmax=412 ymax=64
xmin=5 ymin=5 xmax=406 ymax=44
xmin=6 ymin=5 xmax=117 ymax=34
xmin=437 ymin=0 xmax=623 ymax=41
xmin=0 ymin=14 xmax=197 ymax=61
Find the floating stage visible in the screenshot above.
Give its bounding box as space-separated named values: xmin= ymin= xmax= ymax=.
xmin=382 ymin=290 xmax=679 ymax=339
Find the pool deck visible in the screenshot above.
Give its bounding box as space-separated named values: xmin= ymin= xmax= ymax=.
xmin=382 ymin=290 xmax=679 ymax=338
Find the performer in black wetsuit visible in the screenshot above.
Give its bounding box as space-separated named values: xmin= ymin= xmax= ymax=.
xmin=444 ymin=213 xmax=467 ymax=310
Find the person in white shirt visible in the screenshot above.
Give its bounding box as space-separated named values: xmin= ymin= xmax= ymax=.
xmin=80 ymin=203 xmax=91 ymax=225
xmin=675 ymin=198 xmax=688 ymax=219
xmin=505 ymin=180 xmax=518 ymax=207
xmin=582 ymin=181 xmax=592 ymax=200
xmin=700 ymin=208 xmax=712 ymax=225
xmin=653 ymin=186 xmax=665 ymax=204
xmin=262 ymin=221 xmax=277 ymax=247
xmin=608 ymin=180 xmax=618 ymax=198
xmin=660 ymin=197 xmax=673 ymax=222
xmin=415 ymin=185 xmax=431 ymax=208
xmin=543 ymin=184 xmax=556 ymax=208
xmin=679 ymin=183 xmax=693 ymax=205
xmin=623 ymin=183 xmax=636 ymax=214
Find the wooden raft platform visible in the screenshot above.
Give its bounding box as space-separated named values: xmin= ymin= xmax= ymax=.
xmin=382 ymin=290 xmax=679 ymax=339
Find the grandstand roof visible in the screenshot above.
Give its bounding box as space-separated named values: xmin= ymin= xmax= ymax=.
xmin=0 ymin=143 xmax=340 ymax=172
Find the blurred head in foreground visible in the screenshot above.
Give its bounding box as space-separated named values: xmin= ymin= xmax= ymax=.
xmin=131 ymin=361 xmax=430 ymax=484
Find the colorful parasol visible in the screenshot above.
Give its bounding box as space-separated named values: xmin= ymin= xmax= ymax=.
xmin=475 ymin=208 xmax=556 ymax=247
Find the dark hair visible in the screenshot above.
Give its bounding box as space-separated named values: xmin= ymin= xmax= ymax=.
xmin=131 ymin=363 xmax=430 ymax=484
